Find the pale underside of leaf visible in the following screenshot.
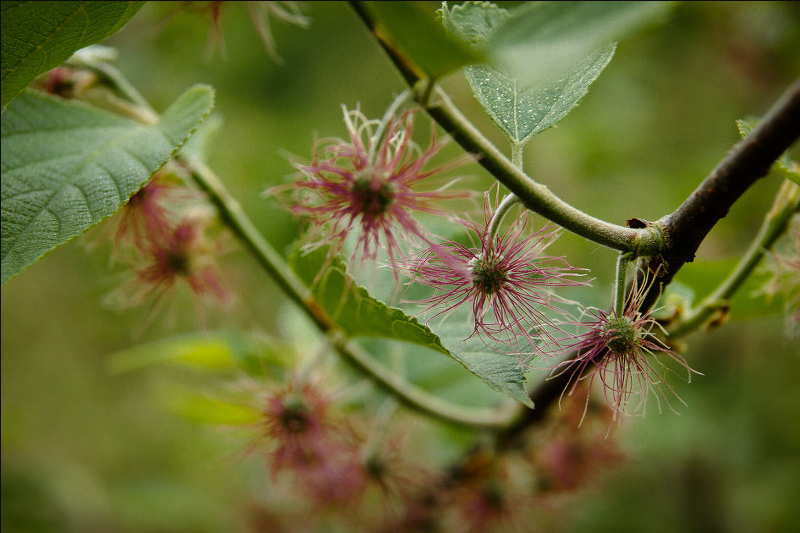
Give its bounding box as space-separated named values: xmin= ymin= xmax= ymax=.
xmin=289 ymin=246 xmax=532 ymax=406
xmin=486 ymin=1 xmax=674 ymax=87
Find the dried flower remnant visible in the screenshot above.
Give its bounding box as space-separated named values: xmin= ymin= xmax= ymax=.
xmin=405 ymin=197 xmax=588 ymax=362
xmin=274 ymin=106 xmax=473 ymax=275
xmin=553 ymin=270 xmax=697 ymax=420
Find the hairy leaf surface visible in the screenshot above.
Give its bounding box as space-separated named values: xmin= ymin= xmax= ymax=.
xmin=1 ymin=1 xmax=144 ymax=109
xmin=1 ymin=85 xmax=214 ymax=285
xmin=441 ymin=1 xmax=615 ymax=146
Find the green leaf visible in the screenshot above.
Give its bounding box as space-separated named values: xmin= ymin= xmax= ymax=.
xmin=1 ymin=1 xmax=144 ymax=110
xmin=363 ymin=1 xmax=483 ymax=81
xmin=290 ymin=246 xmax=449 ymax=354
xmin=1 ymin=85 xmax=215 ymax=285
xmin=441 ymin=1 xmax=615 ymax=145
xmin=439 ymin=0 xmax=510 ymax=46
xmin=291 ymin=247 xmax=532 ymax=406
xmin=161 ymin=387 xmax=260 ymax=425
xmin=485 ymin=1 xmax=674 ymax=87
xmin=467 ymin=46 xmax=615 ymax=145
xmin=437 ymin=320 xmax=534 ymax=408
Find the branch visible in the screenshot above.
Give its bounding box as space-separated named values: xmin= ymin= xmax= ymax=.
xmin=506 ymin=79 xmax=800 ymax=445
xmin=642 ymin=77 xmax=800 ymax=309
xmin=347 ymin=1 xmax=662 ymax=256
xmin=668 ymin=179 xmax=800 ymax=338
xmin=349 ymin=1 xmax=800 ymax=440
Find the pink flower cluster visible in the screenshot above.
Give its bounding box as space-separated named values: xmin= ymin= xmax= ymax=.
xmin=255 ymin=379 xmax=433 ymax=527
xmin=106 ymin=166 xmax=230 ymax=319
xmin=552 ymin=270 xmax=697 ymax=420
xmin=279 ymin=104 xmax=695 ymax=420
xmin=253 ymin=377 xmax=623 ymax=532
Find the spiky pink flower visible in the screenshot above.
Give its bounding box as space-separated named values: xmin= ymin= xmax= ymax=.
xmin=273 ymin=106 xmax=473 ymax=273
xmin=552 ymin=270 xmax=697 ymax=420
xmin=404 ymin=196 xmax=588 ymax=362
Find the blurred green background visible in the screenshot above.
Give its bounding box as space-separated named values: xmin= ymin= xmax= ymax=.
xmin=2 ymin=1 xmax=800 ymax=532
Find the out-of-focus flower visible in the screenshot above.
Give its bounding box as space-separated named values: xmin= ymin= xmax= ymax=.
xmin=552 ymin=269 xmax=697 ymax=420
xmin=121 ymin=208 xmax=230 ymax=308
xmin=111 ymin=173 xmax=182 ymax=260
xmin=246 ymin=1 xmax=310 ymax=63
xmin=440 ymin=453 xmax=532 ymax=533
xmin=260 ymin=381 xmax=365 ymax=507
xmin=273 ymin=106 xmax=473 ymax=276
xmin=354 ymin=432 xmax=437 ymax=529
xmin=159 ymin=2 xmax=308 ymax=62
xmin=527 ymin=383 xmax=621 ymax=495
xmin=404 ymin=194 xmax=588 ymax=363
xmin=34 ymin=66 xmax=97 ymax=99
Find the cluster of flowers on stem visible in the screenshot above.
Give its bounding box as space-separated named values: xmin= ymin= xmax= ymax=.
xmin=249 ymin=370 xmax=620 ymax=532
xmin=277 ymin=104 xmax=696 ymax=420
xmin=252 ymin=376 xmax=433 ymax=529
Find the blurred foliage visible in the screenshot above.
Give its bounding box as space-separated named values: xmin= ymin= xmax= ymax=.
xmin=2 ymin=1 xmax=800 ymax=532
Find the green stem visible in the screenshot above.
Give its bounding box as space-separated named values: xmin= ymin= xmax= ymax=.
xmin=180 ymin=155 xmax=519 ymax=429
xmin=668 ymin=179 xmax=800 ymax=339
xmin=487 ymin=193 xmax=521 ymax=239
xmin=425 ymin=88 xmax=663 ymax=256
xmin=614 ymin=253 xmax=631 ymax=317
xmin=487 ymin=143 xmax=525 ymax=239
xmin=511 ymin=142 xmax=524 ymax=170
xmin=346 ymin=1 xmax=661 ymax=256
